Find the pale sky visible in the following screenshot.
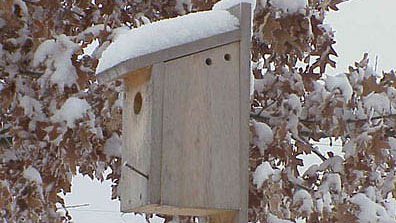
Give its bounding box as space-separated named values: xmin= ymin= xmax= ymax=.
xmin=61 ymin=169 xmax=163 ymax=223
xmin=64 ymin=0 xmax=396 ymax=222
xmin=326 ymin=0 xmax=396 ymax=74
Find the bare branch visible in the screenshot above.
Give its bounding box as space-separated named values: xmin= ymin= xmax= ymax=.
xmin=312 ymin=147 xmax=327 ymax=161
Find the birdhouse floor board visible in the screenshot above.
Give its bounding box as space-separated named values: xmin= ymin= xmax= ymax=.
xmin=129 ymin=205 xmax=237 ymax=223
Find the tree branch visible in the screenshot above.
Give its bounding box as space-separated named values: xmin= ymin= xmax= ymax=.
xmin=251 ymin=112 xmax=396 ymax=125
xmin=250 ymin=113 xmax=396 ymax=139
xmin=312 ymin=147 xmax=327 ymax=161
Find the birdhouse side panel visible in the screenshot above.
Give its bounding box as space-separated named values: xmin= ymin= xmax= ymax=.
xmin=160 ymin=42 xmax=242 ymax=210
xmin=121 ymin=68 xmax=153 ymax=211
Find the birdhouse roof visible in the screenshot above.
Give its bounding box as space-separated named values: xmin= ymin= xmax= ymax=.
xmin=96 ymin=5 xmax=246 ymax=83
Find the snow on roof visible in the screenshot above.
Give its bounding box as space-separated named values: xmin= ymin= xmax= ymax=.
xmin=97 ymin=10 xmax=239 ymax=74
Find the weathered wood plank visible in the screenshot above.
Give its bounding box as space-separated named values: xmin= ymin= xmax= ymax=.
xmin=161 ymin=43 xmax=241 ymax=220
xmin=118 ymin=4 xmax=251 ymax=222
xmin=148 ymin=63 xmax=165 ymax=204
xmin=209 ymin=212 xmax=237 ymax=223
xmin=130 ymin=204 xmax=237 ymax=223
xmin=236 ymin=3 xmax=252 ymax=223
xmin=97 ymin=30 xmax=241 ymax=83
xmin=131 ymin=204 xmax=237 ymax=216
xmin=121 ymin=67 xmax=152 ymax=210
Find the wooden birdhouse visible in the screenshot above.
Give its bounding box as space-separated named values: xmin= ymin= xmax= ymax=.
xmin=97 ymin=3 xmax=251 ymax=223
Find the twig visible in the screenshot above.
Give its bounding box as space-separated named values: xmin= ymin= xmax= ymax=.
xmin=302 ymin=114 xmax=396 ymax=124
xmin=0 ymin=127 xmax=10 ymax=135
xmin=312 ymin=147 xmax=327 ymax=161
xmin=22 ymin=0 xmax=39 ymax=3
xmin=250 ymin=112 xmax=396 ymax=139
xmin=18 ymin=69 xmax=44 ymax=78
xmin=64 ymin=204 xmax=90 ymax=209
xmin=250 ymin=113 xmax=396 ymax=127
xmin=255 ymin=99 xmax=277 ymax=117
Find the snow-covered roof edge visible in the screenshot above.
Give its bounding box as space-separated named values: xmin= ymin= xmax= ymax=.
xmin=97 ymin=3 xmax=251 ymax=83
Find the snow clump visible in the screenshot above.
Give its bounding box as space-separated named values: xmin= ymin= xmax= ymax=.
xmin=253 ymin=161 xmax=280 ymax=188
xmin=252 ymin=120 xmax=273 ymax=154
xmin=267 ymin=213 xmax=293 ymax=223
xmin=213 ymin=0 xmax=256 ymax=10
xmin=33 ymin=35 xmax=79 ymax=91
xmin=52 ymin=97 xmax=91 ymax=128
xmin=23 ymin=166 xmax=42 ymax=185
xmin=325 ymin=73 xmax=353 ymax=103
xmin=104 ymin=133 xmax=122 ymax=158
xmin=269 ymin=0 xmax=307 ymax=14
xmin=350 ymin=193 xmax=396 ymax=223
xmin=293 ymin=189 xmax=314 ymax=215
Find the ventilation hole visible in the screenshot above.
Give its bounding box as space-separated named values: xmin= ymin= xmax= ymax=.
xmin=139 ymin=193 xmax=142 ymax=200
xmin=134 ymin=92 xmax=143 ymax=115
xmin=224 ymin=54 xmax=231 ymax=61
xmin=205 ymin=58 xmax=212 ymax=65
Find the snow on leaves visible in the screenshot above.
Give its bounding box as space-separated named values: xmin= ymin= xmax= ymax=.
xmin=269 ymin=0 xmax=307 ymax=14
xmin=253 ymin=161 xmax=280 ymax=188
xmin=250 ymin=0 xmax=396 ymax=222
xmin=252 ymin=51 xmax=396 ymax=222
xmin=325 ymin=73 xmax=353 ymax=103
xmin=0 ymin=0 xmax=134 ymax=221
xmin=252 ymin=120 xmax=273 ymax=154
xmin=32 ymin=35 xmax=79 ymax=91
xmin=1 ymin=0 xmax=396 ymax=222
xmin=350 ymin=193 xmax=396 ymax=223
xmin=51 ymin=97 xmax=91 ymax=128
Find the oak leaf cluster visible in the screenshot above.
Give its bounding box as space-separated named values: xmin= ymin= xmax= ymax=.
xmin=0 ymin=0 xmax=395 ymax=222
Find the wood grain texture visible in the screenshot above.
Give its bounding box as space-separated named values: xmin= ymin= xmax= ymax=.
xmin=235 ymin=3 xmax=252 ymax=223
xmin=148 ymin=63 xmax=165 ymax=204
xmin=118 ymin=4 xmax=252 ymax=222
xmin=161 ymin=43 xmax=241 ymax=218
xmin=121 ymin=67 xmax=153 ymax=210
xmin=131 ymin=205 xmax=237 ymax=223
xmin=97 ymin=30 xmax=240 ymax=83
xmin=131 ymin=204 xmax=236 ymax=216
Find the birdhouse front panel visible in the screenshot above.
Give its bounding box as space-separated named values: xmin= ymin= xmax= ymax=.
xmin=102 ymin=4 xmax=252 ymax=222
xmin=160 ymin=42 xmax=242 ymax=210
xmin=121 ymin=67 xmax=154 ymax=211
